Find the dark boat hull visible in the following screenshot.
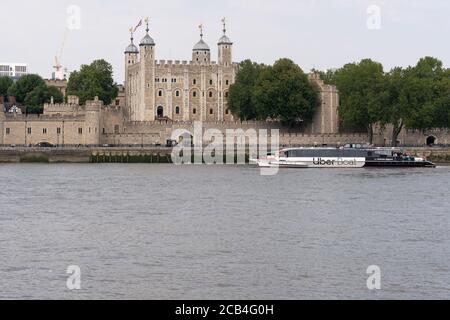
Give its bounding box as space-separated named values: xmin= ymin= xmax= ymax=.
xmin=364 ymin=160 xmax=436 ymax=168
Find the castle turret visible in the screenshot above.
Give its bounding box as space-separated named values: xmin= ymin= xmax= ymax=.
xmin=193 ymin=24 xmax=210 ymax=65
xmin=124 ymin=30 xmax=139 ymax=120
xmin=139 ymin=18 xmax=156 ymax=121
xmin=218 ymin=18 xmax=233 ymax=67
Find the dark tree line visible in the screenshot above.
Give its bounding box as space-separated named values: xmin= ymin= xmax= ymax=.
xmin=228 ymin=59 xmax=320 ymax=126
xmin=322 ymin=57 xmax=449 ymax=146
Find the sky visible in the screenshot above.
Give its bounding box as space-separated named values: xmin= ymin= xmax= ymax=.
xmin=1 ymin=0 xmax=449 ymax=83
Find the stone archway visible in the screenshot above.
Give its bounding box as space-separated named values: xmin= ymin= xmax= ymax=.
xmin=426 ymin=135 xmax=437 ymax=146
xmin=156 ymin=106 xmax=164 ymax=118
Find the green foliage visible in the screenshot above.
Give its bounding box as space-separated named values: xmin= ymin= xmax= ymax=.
xmin=318 ymin=69 xmax=337 ymax=85
xmin=228 ymin=58 xmax=319 ymax=126
xmin=253 ymin=58 xmax=319 ymax=125
xmin=228 ymin=60 xmax=265 ymax=120
xmin=67 ymin=59 xmax=118 ymax=105
xmin=404 ymin=57 xmax=449 ymax=130
xmin=0 ymin=76 xmax=13 ymax=99
xmin=24 ymin=85 xmax=64 ymax=114
xmin=334 ymin=59 xmax=387 ymax=143
xmin=7 ymin=74 xmax=45 ymax=103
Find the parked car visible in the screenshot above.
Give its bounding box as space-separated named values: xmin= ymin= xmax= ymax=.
xmin=36 ymin=142 xmax=55 ymax=148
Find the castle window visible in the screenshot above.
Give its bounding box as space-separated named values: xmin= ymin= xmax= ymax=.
xmin=57 ymin=128 xmax=61 ymax=134
xmin=78 ymin=128 xmax=83 ymax=134
xmin=226 ymin=80 xmax=229 ymax=85
xmin=6 ymin=128 xmax=10 ymax=135
xmin=115 ymin=99 xmax=120 ymax=106
xmin=209 ymin=80 xmax=213 ymax=85
xmin=225 ymin=92 xmax=229 ymax=98
xmin=175 ymin=106 xmax=180 ymax=114
xmin=193 ymin=91 xmax=197 ymax=98
xmin=103 ymin=128 xmax=106 ymax=134
xmin=193 ymin=108 xmax=197 ymax=114
xmin=158 ymin=90 xmax=163 ymax=97
xmin=27 ymin=127 xmax=32 ymax=135
xmin=175 ymin=90 xmax=180 ymax=97
xmin=226 ymin=109 xmax=230 ymax=115
xmin=209 ymin=109 xmax=214 ymax=115
xmin=209 ymin=91 xmax=213 ymax=98
xmin=43 ymin=128 xmax=47 ymax=134
xmin=193 ymin=79 xmax=197 ymax=85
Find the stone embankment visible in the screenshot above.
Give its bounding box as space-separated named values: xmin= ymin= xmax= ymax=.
xmin=0 ymin=146 xmax=449 ymax=164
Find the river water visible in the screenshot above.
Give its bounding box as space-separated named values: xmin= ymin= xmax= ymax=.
xmin=0 ymin=164 xmax=449 ymax=299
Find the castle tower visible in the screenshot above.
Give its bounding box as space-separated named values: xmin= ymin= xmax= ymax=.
xmin=218 ymin=18 xmax=233 ymax=67
xmin=124 ymin=30 xmax=139 ymax=120
xmin=193 ymin=24 xmax=210 ymax=65
xmin=217 ymin=18 xmax=234 ymax=121
xmin=139 ymin=18 xmax=156 ymax=121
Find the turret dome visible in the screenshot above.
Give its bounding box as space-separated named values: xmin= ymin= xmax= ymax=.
xmin=125 ymin=42 xmax=139 ymax=54
xmin=193 ymin=39 xmax=210 ymax=51
xmin=140 ymin=34 xmax=155 ymax=46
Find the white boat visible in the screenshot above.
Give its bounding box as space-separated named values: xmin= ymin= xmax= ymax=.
xmin=251 ymin=146 xmax=435 ymax=169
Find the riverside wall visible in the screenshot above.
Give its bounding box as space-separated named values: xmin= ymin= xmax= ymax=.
xmin=1 ymin=146 xmax=450 ymax=164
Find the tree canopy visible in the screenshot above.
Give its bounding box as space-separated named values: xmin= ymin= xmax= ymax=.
xmin=67 ymin=59 xmax=118 ymax=105
xmin=7 ymin=74 xmax=46 ymax=103
xmin=228 ymin=60 xmax=265 ymax=120
xmin=334 ymin=59 xmax=386 ymax=144
xmin=228 ymin=58 xmax=320 ymax=126
xmin=24 ymin=85 xmax=64 ymax=114
xmin=333 ymin=56 xmax=449 ymax=146
xmin=0 ymin=76 xmax=13 ymax=100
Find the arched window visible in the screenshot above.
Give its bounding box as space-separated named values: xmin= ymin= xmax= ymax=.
xmin=193 ymin=108 xmax=197 ymax=115
xmin=224 ymin=91 xmax=229 ymax=98
xmin=193 ymin=79 xmax=197 ymax=85
xmin=225 ymin=109 xmax=230 ymax=115
xmin=157 ymin=106 xmax=164 ymax=118
xmin=175 ymin=90 xmax=180 ymax=97
xmin=209 ymin=80 xmax=213 ymax=85
xmin=158 ymin=90 xmax=163 ymax=97
xmin=225 ymin=80 xmax=229 ymax=86
xmin=193 ymin=91 xmax=197 ymax=98
xmin=175 ymin=106 xmax=180 ymax=114
xmin=209 ymin=109 xmax=214 ymax=115
xmin=209 ymin=91 xmax=213 ymax=98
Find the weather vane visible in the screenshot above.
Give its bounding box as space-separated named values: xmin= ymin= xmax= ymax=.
xmin=198 ymin=24 xmax=204 ymax=38
xmin=221 ymin=17 xmax=226 ymax=34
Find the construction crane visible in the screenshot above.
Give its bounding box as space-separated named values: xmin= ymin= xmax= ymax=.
xmin=53 ymin=28 xmax=68 ymax=80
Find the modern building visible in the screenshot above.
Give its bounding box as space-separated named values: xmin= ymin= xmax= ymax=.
xmin=0 ymin=63 xmax=28 ymax=80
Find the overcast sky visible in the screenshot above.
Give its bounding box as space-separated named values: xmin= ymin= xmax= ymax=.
xmin=2 ymin=0 xmax=449 ymax=83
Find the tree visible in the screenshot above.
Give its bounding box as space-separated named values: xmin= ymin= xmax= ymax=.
xmin=24 ymin=85 xmax=64 ymax=114
xmin=318 ymin=69 xmax=337 ymax=85
xmin=67 ymin=59 xmax=118 ymax=105
xmin=0 ymin=76 xmax=13 ymax=101
xmin=334 ymin=59 xmax=386 ymax=144
xmin=228 ymin=60 xmax=266 ymax=120
xmin=382 ymin=67 xmax=410 ymax=146
xmin=7 ymin=74 xmax=45 ymax=103
xmin=403 ymin=57 xmax=449 ymax=131
xmin=253 ymin=58 xmax=320 ymax=126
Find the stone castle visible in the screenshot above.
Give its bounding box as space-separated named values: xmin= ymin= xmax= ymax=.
xmin=5 ymin=18 xmax=413 ymax=148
